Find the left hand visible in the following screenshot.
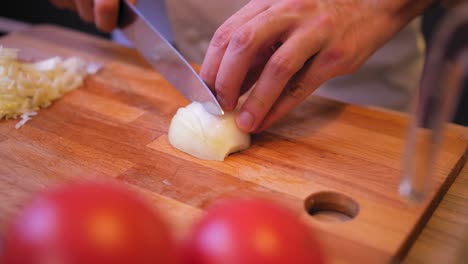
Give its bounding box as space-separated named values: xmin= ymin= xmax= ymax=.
xmin=49 ymin=0 xmax=137 ymax=32
xmin=200 ymin=0 xmax=432 ymax=133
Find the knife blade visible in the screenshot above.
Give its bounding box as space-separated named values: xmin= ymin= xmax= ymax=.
xmin=117 ymin=0 xmax=224 ymax=115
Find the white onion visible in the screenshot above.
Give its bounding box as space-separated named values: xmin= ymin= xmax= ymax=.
xmin=168 ymin=102 xmax=251 ymax=161
xmin=0 ymin=46 xmax=101 ymax=128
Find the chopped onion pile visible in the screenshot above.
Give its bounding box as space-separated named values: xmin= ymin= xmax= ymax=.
xmin=0 ymin=46 xmax=100 ymax=128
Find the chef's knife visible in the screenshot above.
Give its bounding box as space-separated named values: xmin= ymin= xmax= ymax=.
xmin=117 ymin=0 xmax=224 ymax=115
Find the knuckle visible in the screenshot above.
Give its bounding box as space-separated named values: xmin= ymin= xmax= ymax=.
xmin=214 ymin=79 xmax=230 ymax=98
xmin=320 ymin=47 xmax=346 ymax=66
xmin=211 ymin=25 xmax=235 ymax=48
xmin=268 ymin=55 xmax=298 ymax=77
xmin=230 ymin=28 xmax=255 ymax=52
xmin=315 ymin=13 xmax=334 ymax=29
xmin=319 ymin=45 xmax=361 ymax=76
xmin=283 ymin=81 xmax=308 ymax=99
xmin=248 ymin=94 xmax=268 ymax=110
xmin=282 ymin=0 xmax=316 ymax=12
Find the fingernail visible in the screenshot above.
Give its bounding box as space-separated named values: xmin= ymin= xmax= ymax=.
xmin=237 ymin=111 xmax=254 ymax=132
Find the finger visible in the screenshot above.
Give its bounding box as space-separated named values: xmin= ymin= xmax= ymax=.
xmin=74 ymin=0 xmax=94 ymax=23
xmin=49 ymin=0 xmax=66 ymax=9
xmin=94 ymin=0 xmax=119 ymax=32
xmin=51 ymin=0 xmax=76 ymax=10
xmin=236 ymin=32 xmax=323 ymax=132
xmin=254 ymin=49 xmax=343 ymax=133
xmin=199 ymin=0 xmax=271 ymax=94
xmin=213 ymin=9 xmax=298 ymax=112
xmin=240 ymin=68 xmax=263 ymax=96
xmin=239 ymin=45 xmax=275 ymax=95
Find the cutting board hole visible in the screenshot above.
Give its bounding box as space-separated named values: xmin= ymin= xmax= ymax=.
xmin=305 ymin=191 xmax=359 ymax=223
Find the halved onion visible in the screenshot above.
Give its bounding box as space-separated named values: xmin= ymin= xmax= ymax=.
xmin=168 ymin=102 xmax=250 ymax=161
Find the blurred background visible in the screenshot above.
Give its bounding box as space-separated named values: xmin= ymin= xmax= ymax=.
xmin=0 ymin=0 xmax=466 ymax=125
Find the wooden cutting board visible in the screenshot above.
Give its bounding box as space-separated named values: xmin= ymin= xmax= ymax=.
xmin=0 ymin=25 xmax=466 ymax=263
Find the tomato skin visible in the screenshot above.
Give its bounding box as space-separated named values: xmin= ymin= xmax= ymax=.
xmin=2 ymin=182 xmax=178 ymax=264
xmin=183 ymin=198 xmax=325 ymax=264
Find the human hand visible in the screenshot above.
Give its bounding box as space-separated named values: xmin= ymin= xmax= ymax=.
xmin=200 ymin=0 xmax=433 ymax=133
xmin=49 ymin=0 xmax=137 ymax=32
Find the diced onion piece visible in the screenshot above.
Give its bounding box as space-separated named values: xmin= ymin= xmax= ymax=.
xmin=168 ymin=102 xmax=251 ymax=161
xmin=15 ymin=111 xmax=37 ymax=129
xmin=0 ymin=46 xmax=102 ymax=128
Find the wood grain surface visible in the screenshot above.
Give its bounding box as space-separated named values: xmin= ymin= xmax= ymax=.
xmin=0 ymin=25 xmax=467 ymax=264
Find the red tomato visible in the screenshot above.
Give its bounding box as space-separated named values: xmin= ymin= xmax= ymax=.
xmin=2 ymin=182 xmax=178 ymax=264
xmin=182 ymin=198 xmax=325 ymax=264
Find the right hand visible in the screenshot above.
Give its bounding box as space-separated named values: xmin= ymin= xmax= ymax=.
xmin=199 ymin=0 xmax=433 ymax=133
xmin=49 ymin=0 xmax=137 ymax=32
